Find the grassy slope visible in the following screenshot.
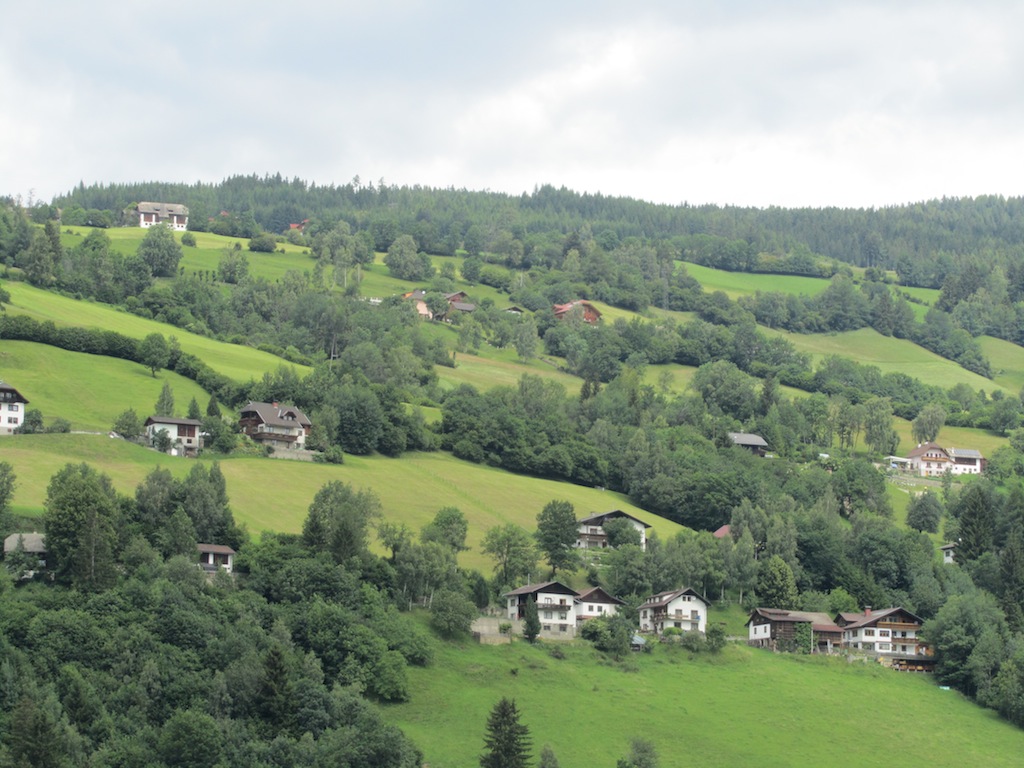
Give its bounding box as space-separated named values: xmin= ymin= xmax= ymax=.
xmin=3 ymin=281 xmax=309 ymax=382
xmin=0 ymin=341 xmax=217 ymax=432
xmin=682 ymin=262 xmax=834 ymax=299
xmin=0 ymin=434 xmax=681 ymax=571
xmin=387 ymin=639 xmax=1024 ymax=768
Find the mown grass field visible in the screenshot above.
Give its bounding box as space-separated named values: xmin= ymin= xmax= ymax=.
xmin=2 ymin=281 xmax=309 ymax=382
xmin=0 ymin=434 xmax=682 ymax=572
xmin=682 ymin=261 xmax=834 ymax=299
xmin=386 ymin=638 xmax=1024 ymax=768
xmin=0 ymin=341 xmax=218 ymax=432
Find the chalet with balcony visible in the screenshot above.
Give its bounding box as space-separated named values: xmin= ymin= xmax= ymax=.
xmin=639 ymin=587 xmax=708 ymax=635
xmin=238 ymin=401 xmax=312 ymax=450
xmin=746 ymin=608 xmax=842 ymax=653
xmin=576 ymin=586 xmax=625 ymax=623
xmin=197 ymin=543 xmax=236 ymax=574
xmin=576 ymin=510 xmax=652 ymax=551
xmin=505 ymin=581 xmax=578 ymax=638
xmin=834 ymin=607 xmax=932 ymax=671
xmin=906 ymin=443 xmax=984 ymax=477
xmin=0 ymin=382 xmax=28 ymax=435
xmin=132 ymin=202 xmax=189 ymax=231
xmin=145 ymin=415 xmax=203 ymax=455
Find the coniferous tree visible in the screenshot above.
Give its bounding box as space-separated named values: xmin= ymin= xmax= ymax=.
xmin=154 ymin=381 xmax=175 ymax=417
xmin=523 ymin=597 xmax=541 ymax=643
xmin=206 ymin=393 xmax=222 ymax=418
xmin=187 ymin=397 xmax=202 ymax=421
xmin=480 ymin=697 xmax=532 ymax=768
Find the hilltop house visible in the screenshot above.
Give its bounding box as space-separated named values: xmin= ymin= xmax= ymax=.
xmin=0 ymin=382 xmax=29 ymax=435
xmin=238 ymin=401 xmax=312 ymax=450
xmin=197 ymin=543 xmax=235 ymax=574
xmin=553 ymin=300 xmax=601 ymax=324
xmin=639 ymin=587 xmax=708 ymax=635
xmin=576 ymin=510 xmax=652 ymax=551
xmin=576 ymin=586 xmax=625 ymax=624
xmin=504 ymin=581 xmax=579 ymax=638
xmin=834 ymin=607 xmax=931 ymax=669
xmin=905 ymin=442 xmax=984 ymax=477
xmin=728 ymin=432 xmax=769 ymax=456
xmin=145 ymin=415 xmax=203 ymax=455
xmin=132 ymin=202 xmax=189 ymax=231
xmin=746 ymin=608 xmax=842 ymax=653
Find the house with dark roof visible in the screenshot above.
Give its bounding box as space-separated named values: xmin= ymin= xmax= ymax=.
xmin=639 ymin=587 xmax=708 ymax=634
xmin=746 ymin=608 xmax=842 ymax=653
xmin=834 ymin=607 xmax=932 ymax=670
xmin=197 ymin=543 xmax=236 ymax=574
xmin=905 ymin=443 xmax=984 ymax=477
xmin=0 ymin=381 xmax=29 ymax=435
xmin=145 ymin=415 xmax=203 ymax=455
xmin=132 ymin=202 xmax=189 ymax=231
xmin=402 ymin=289 xmax=476 ymax=320
xmin=940 ymin=542 xmax=957 ymax=565
xmin=576 ymin=586 xmax=625 ymax=623
xmin=239 ymin=401 xmax=312 ymax=450
xmin=576 ymin=510 xmax=652 ymax=551
xmin=504 ymin=581 xmax=579 ymax=638
xmin=728 ymin=432 xmax=769 ymax=456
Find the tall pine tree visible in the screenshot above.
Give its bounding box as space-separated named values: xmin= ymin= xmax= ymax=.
xmin=481 ymin=697 xmax=532 ymax=768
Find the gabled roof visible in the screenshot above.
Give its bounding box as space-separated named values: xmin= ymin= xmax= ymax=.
xmin=746 ymin=607 xmax=840 ymax=632
xmin=553 ymin=300 xmax=601 ymax=319
xmin=712 ymin=524 xmax=731 ymax=539
xmin=577 ymin=586 xmax=625 ymax=605
xmin=728 ymin=432 xmax=769 ymax=448
xmin=239 ymin=401 xmax=311 ymax=428
xmin=906 ymin=442 xmax=950 ymax=460
xmin=504 ymin=581 xmax=578 ymax=598
xmin=145 ymin=415 xmax=203 ymax=427
xmin=837 ymin=606 xmax=923 ymax=631
xmin=639 ymin=587 xmax=706 ymax=610
xmin=577 ymin=510 xmax=652 ymax=529
xmin=0 ymin=382 xmax=28 ymax=403
xmin=136 ymin=202 xmax=188 ymax=216
xmin=939 ymin=542 xmax=958 ymax=551
xmin=197 ymin=543 xmax=236 ymax=555
xmin=3 ymin=533 xmax=46 ymax=554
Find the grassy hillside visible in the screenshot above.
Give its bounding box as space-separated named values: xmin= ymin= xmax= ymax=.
xmin=0 ymin=434 xmax=682 ymax=571
xmin=387 ymin=638 xmax=1024 ymax=768
xmin=682 ymin=262 xmax=834 ymax=299
xmin=3 ymin=281 xmax=309 ymax=382
xmin=0 ymin=341 xmax=217 ymax=432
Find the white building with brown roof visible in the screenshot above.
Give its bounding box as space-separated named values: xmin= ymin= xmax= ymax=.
xmin=576 ymin=510 xmax=652 ymax=551
xmin=134 ymin=202 xmax=189 ymax=231
xmin=0 ymin=382 xmax=29 ymax=435
xmin=504 ymin=581 xmax=579 ymax=638
xmin=639 ymin=587 xmax=708 ymax=634
xmin=576 ymin=586 xmax=625 ymax=623
xmin=238 ymin=401 xmax=312 ymax=450
xmin=906 ymin=442 xmax=984 ymax=477
xmin=834 ymin=606 xmax=932 ymax=670
xmin=145 ymin=415 xmax=203 ymax=455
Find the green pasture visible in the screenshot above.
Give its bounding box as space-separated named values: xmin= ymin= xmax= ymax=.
xmin=893 ymin=415 xmax=1006 ymax=458
xmin=387 ymin=638 xmax=1024 ymax=768
xmin=0 ymin=435 xmax=682 ymax=572
xmin=981 ymin=336 xmax=1024 ymax=393
xmin=0 ymin=341 xmax=217 ymax=433
xmin=682 ymin=262 xmax=833 ymax=299
xmin=767 ymin=326 xmax=1008 ymax=394
xmin=2 ymin=281 xmax=309 ymax=382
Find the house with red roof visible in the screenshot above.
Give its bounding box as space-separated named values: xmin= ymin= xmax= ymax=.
xmin=553 ymin=300 xmax=601 ymax=324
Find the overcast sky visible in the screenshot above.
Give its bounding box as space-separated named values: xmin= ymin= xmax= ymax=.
xmin=2 ymin=1 xmax=1022 ymax=209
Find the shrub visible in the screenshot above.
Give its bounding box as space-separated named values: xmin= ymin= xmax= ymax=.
xmin=181 ymin=231 xmax=197 ymax=247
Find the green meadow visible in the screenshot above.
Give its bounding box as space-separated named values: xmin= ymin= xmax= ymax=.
xmin=0 ymin=341 xmax=217 ymax=432
xmin=387 ymin=638 xmax=1024 ymax=768
xmin=0 ymin=434 xmax=681 ymax=572
xmin=3 ymin=281 xmax=309 ymax=382
xmin=682 ymin=261 xmax=834 ymax=299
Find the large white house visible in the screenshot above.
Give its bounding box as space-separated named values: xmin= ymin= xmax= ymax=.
xmin=0 ymin=382 xmax=29 ymax=435
xmin=134 ymin=202 xmax=189 ymax=231
xmin=834 ymin=607 xmax=929 ymax=662
xmin=504 ymin=581 xmax=579 ymax=638
xmin=906 ymin=442 xmax=984 ymax=477
xmin=576 ymin=510 xmax=652 ymax=551
xmin=638 ymin=587 xmax=708 ymax=634
xmin=145 ymin=415 xmax=203 ymax=455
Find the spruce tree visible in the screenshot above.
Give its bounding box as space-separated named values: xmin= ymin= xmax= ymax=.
xmin=523 ymin=597 xmax=541 ymax=643
xmin=154 ymin=381 xmax=175 ymax=417
xmin=206 ymin=393 xmax=222 ymax=418
xmin=480 ymin=697 xmax=532 ymax=768
xmin=187 ymin=397 xmax=202 ymax=421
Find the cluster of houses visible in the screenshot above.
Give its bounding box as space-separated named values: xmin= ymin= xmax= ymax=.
xmin=400 ymin=289 xmax=604 ymax=325
xmin=143 ymin=400 xmax=312 ymax=457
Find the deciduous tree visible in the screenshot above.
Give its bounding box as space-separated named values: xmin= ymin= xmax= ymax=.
xmin=535 ymin=499 xmax=579 ymax=575
xmin=137 ymin=223 xmax=182 ymax=277
xmin=482 ymin=524 xmax=537 ymax=588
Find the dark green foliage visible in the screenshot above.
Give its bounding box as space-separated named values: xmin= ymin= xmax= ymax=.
xmin=535 ymin=499 xmax=579 ymax=575
xmin=579 ymin=613 xmax=631 ymax=657
xmin=757 ymin=555 xmax=798 ymax=609
xmin=13 ymin=408 xmax=44 ymax=434
xmin=523 ymin=598 xmax=540 ymax=643
xmin=43 ymin=463 xmax=119 ymax=590
xmin=302 ymin=481 xmax=380 ymax=562
xmin=111 ymin=408 xmax=143 ymax=440
xmin=154 ymin=380 xmax=175 ymax=417
xmin=421 ymin=506 xmax=469 ymax=553
xmin=617 ymin=738 xmax=659 ymax=768
xmin=137 ymin=223 xmax=182 ymax=277
xmin=480 ymin=697 xmax=532 ymax=768
xmin=482 ymin=524 xmax=537 ymax=589
xmin=906 ymin=490 xmax=943 ymax=533
xmin=430 ymin=588 xmax=478 ymax=638
xmin=247 ymin=232 xmax=277 ymax=253
xmin=139 ymin=332 xmax=170 ymax=376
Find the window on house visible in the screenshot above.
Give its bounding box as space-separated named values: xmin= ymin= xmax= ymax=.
xmin=543 ymin=625 xmax=551 ymax=631
xmin=544 ymin=597 xmax=552 ymax=603
xmin=879 ymin=630 xmax=890 ymax=637
xmin=9 ymin=404 xmax=18 ymax=412
xmin=7 ymin=417 xmax=17 ymax=424
xmin=864 ymin=629 xmax=875 ymax=636
xmin=674 ymin=622 xmax=681 ymax=628
xmin=544 ymin=612 xmax=552 ymax=620
xmin=559 ymin=624 xmax=567 ymax=632
xmin=559 ymin=613 xmax=566 ymax=621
